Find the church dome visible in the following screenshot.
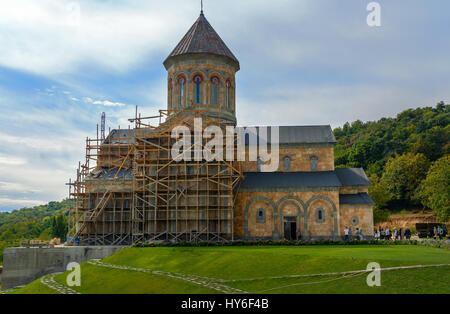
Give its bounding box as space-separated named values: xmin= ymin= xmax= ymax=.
xmin=164 ymin=12 xmax=239 ymax=70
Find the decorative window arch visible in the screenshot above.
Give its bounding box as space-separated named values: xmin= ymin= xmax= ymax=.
xmin=177 ymin=75 xmax=186 ymax=108
xmin=225 ymin=79 xmax=232 ymax=109
xmin=193 ymin=74 xmax=203 ymax=104
xmin=211 ymin=76 xmax=220 ymax=105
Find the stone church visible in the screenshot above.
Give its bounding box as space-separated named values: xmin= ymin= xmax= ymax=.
xmin=69 ymin=11 xmax=374 ymax=245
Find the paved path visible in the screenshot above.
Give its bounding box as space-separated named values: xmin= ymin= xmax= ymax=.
xmin=40 ymin=273 xmax=81 ymax=295
xmin=88 ymin=260 xmax=247 ymax=294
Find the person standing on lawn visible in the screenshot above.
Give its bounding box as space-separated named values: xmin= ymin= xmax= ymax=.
xmin=344 ymin=227 xmax=349 ymax=241
xmin=405 ymin=227 xmax=411 ymax=240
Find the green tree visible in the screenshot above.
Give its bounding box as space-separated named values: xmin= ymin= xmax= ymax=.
xmin=382 ymin=153 xmax=430 ymax=205
xmin=368 ymin=174 xmax=392 ymax=223
xmin=368 ymin=174 xmax=392 ymax=208
xmin=50 ymin=214 xmax=68 ymax=241
xmin=417 ymin=155 xmax=450 ymax=222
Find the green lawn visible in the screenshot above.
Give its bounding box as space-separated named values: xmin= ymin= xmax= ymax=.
xmin=9 ymin=279 xmax=58 ymax=294
xmin=10 ymin=245 xmax=450 ymax=294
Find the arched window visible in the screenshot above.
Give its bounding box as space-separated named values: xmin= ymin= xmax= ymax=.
xmin=178 ymin=76 xmax=186 ymax=108
xmin=256 ymin=208 xmax=266 ymax=223
xmin=193 ymin=75 xmax=203 ymax=104
xmin=316 ymin=208 xmax=325 ymax=223
xmin=226 ymin=80 xmax=231 ymax=109
xmin=211 ymin=77 xmax=220 ymax=105
xmin=283 ymin=157 xmax=291 ymax=171
xmin=310 ymin=155 xmax=319 ymax=171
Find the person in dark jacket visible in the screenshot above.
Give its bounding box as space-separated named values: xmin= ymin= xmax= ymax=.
xmin=405 ymin=227 xmax=411 ymax=240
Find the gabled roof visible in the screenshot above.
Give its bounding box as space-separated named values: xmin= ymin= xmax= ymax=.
xmin=107 ymin=125 xmax=336 ymax=145
xmin=165 ymin=13 xmax=238 ymax=65
xmin=241 ymin=171 xmax=342 ymax=189
xmin=240 ymin=126 xmax=337 ymax=145
xmin=335 ymin=168 xmax=371 ymax=185
xmin=240 ymin=168 xmax=371 ymax=189
xmin=340 ymin=193 xmax=375 ymax=205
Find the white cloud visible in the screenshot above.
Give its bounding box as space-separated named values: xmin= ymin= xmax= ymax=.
xmin=0 ymin=154 xmax=26 ymax=166
xmin=94 ymin=100 xmax=126 ymax=107
xmin=0 ymin=0 xmax=196 ymax=76
xmin=83 ymin=97 xmax=129 ymax=107
xmin=0 ymin=197 xmax=45 ymax=208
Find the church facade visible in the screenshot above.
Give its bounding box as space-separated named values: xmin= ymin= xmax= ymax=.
xmin=69 ymin=12 xmax=374 ymax=245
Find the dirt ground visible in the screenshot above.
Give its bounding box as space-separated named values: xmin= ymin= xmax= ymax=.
xmin=375 ymin=211 xmax=448 ymax=230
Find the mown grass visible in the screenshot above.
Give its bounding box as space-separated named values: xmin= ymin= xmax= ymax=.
xmin=10 ymin=245 xmax=450 ymax=294
xmin=104 ymin=245 xmax=450 ymax=280
xmin=10 ymin=278 xmax=58 ymax=294
xmin=227 ymin=267 xmax=450 ymax=294
xmin=51 ymin=263 xmax=219 ymax=294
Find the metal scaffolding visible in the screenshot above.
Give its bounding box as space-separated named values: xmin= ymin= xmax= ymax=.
xmin=67 ymin=107 xmax=242 ymax=245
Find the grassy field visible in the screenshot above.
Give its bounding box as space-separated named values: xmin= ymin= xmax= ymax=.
xmin=10 ymin=245 xmax=450 ymax=294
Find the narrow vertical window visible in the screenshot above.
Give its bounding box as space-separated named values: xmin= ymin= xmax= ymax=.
xmin=194 ymin=75 xmax=202 ymax=104
xmin=212 ymin=77 xmax=219 ymax=105
xmin=226 ymin=80 xmax=231 ymax=109
xmin=316 ymin=208 xmax=325 ymax=222
xmin=284 ymin=157 xmax=291 ymax=171
xmin=310 ymin=156 xmax=318 ymax=171
xmin=257 ymin=157 xmax=262 ymax=172
xmin=178 ymin=76 xmax=185 ymax=108
xmin=196 ymin=77 xmax=201 ymax=103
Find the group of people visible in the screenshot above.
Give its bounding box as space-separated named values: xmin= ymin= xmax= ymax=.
xmin=343 ymin=227 xmax=364 ymax=241
xmin=373 ymin=226 xmax=412 ymax=240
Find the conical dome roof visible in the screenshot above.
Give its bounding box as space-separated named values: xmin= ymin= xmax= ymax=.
xmin=164 ymin=13 xmax=239 ymax=67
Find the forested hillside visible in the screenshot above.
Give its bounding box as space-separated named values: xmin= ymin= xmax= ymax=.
xmin=334 ymin=102 xmax=449 ymax=223
xmin=0 ymin=200 xmax=70 ymax=263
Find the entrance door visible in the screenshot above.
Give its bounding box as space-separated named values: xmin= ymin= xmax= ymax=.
xmin=283 ymin=217 xmax=297 ymax=240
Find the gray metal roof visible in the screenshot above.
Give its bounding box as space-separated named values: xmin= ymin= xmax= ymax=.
xmin=340 ymin=193 xmax=375 ymax=205
xmin=241 ymin=168 xmax=371 ymax=189
xmin=165 ymin=13 xmax=239 ymax=64
xmin=335 ymin=168 xmax=371 ymax=185
xmin=241 ymin=171 xmax=342 ymax=188
xmin=239 ymin=125 xmax=336 ymax=145
xmin=107 ymin=125 xmax=336 ymax=145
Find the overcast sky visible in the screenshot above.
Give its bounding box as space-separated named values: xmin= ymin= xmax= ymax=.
xmin=0 ymin=0 xmax=449 ymax=211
